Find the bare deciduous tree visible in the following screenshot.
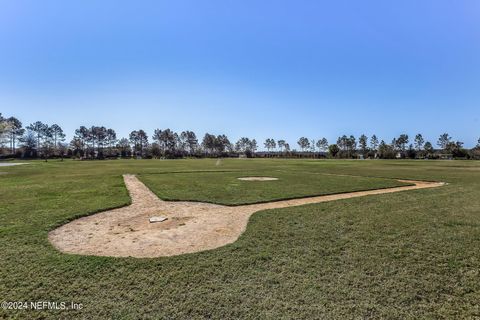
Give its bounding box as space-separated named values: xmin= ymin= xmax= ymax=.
xmin=370 ymin=134 xmax=379 ymax=152
xmin=414 ymin=134 xmax=424 ymax=151
xmin=297 ymin=137 xmax=310 ymax=152
xmin=437 ymin=133 xmax=451 ymax=151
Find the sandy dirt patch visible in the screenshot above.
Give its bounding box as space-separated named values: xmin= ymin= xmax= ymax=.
xmin=0 ymin=163 xmax=28 ymax=167
xmin=49 ymin=175 xmax=445 ymax=258
xmin=238 ymin=177 xmax=279 ymax=181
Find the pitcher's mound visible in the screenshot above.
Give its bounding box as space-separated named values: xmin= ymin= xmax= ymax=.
xmin=238 ymin=177 xmax=279 ymax=181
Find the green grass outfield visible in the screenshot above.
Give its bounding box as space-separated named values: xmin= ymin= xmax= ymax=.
xmin=138 ymin=170 xmax=409 ymax=205
xmin=1 ymin=159 xmax=479 ymax=319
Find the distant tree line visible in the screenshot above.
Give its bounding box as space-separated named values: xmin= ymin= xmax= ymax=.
xmin=1 ymin=113 xmax=480 ymax=160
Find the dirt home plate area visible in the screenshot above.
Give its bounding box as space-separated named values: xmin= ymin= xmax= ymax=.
xmin=49 ymin=175 xmax=445 ymax=258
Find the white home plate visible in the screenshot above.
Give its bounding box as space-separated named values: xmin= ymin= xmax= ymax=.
xmin=149 ymin=216 xmax=168 ymax=223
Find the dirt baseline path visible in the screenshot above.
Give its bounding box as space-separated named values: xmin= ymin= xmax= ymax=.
xmin=49 ymin=175 xmax=445 ymax=258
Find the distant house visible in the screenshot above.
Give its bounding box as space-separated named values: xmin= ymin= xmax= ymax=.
xmin=438 ymin=153 xmax=453 ymax=160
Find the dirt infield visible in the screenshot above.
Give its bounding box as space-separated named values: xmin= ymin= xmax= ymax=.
xmin=49 ymin=175 xmax=445 ymax=258
xmin=0 ymin=163 xmax=28 ymax=167
xmin=238 ymin=177 xmax=279 ymax=181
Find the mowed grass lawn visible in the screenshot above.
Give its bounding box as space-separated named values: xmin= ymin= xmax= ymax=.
xmin=1 ymin=159 xmax=480 ymax=319
xmin=138 ymin=171 xmax=409 ymax=205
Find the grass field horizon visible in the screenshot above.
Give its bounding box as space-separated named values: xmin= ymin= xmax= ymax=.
xmin=1 ymin=158 xmax=479 ymax=318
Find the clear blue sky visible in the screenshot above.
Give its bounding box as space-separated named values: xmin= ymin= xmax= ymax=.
xmin=1 ymin=0 xmax=479 ymax=148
